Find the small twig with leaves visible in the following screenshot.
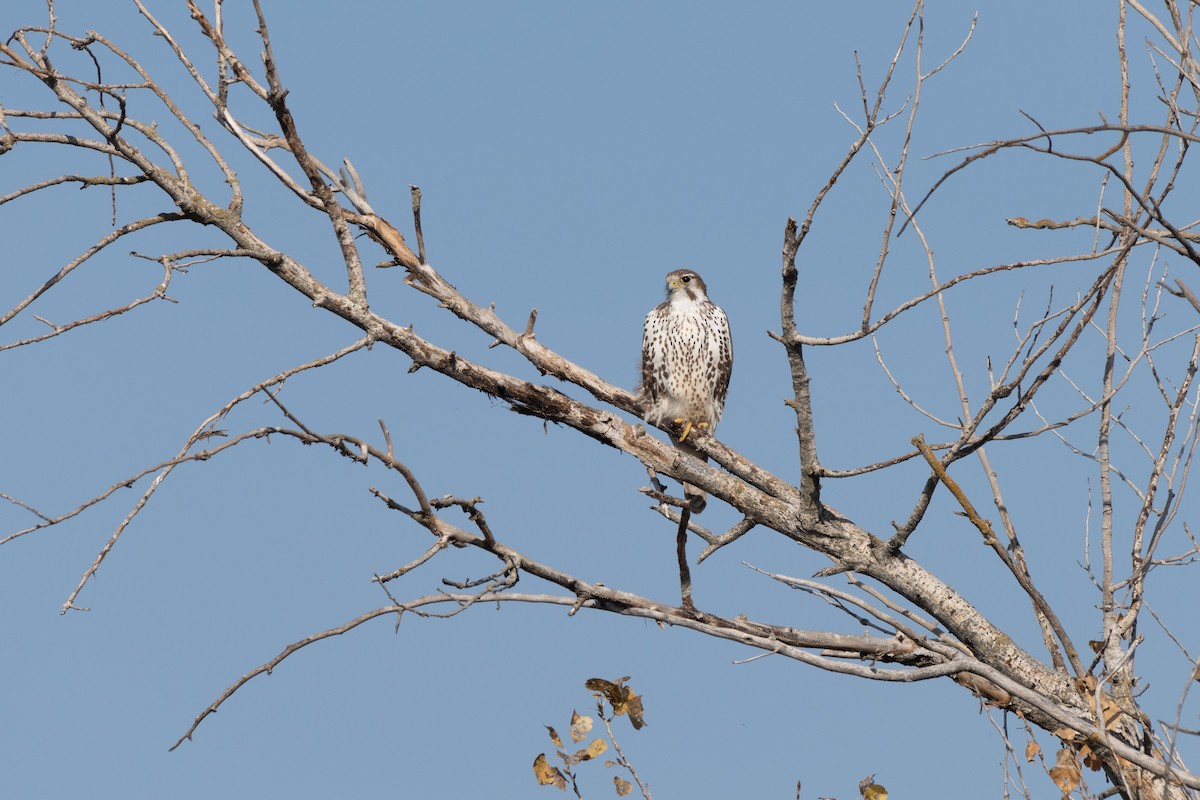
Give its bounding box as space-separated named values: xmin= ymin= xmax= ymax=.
xmin=534 ymin=676 xmax=649 ymax=799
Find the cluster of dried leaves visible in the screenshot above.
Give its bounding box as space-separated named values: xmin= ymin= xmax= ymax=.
xmin=1022 ymin=675 xmax=1164 ymax=797
xmin=534 ymin=678 xmax=648 ymax=798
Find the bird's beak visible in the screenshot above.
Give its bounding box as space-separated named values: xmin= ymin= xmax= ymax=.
xmin=666 ymin=277 xmax=679 ymax=290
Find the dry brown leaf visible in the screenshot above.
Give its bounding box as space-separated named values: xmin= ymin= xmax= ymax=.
xmin=570 ymin=710 xmax=593 ymax=743
xmin=1080 ymin=743 xmax=1104 ymax=771
xmin=1075 ymin=675 xmax=1097 ymax=694
xmin=1052 ymin=727 xmax=1079 ymax=742
xmin=1049 ymin=748 xmax=1081 ymax=794
xmin=1097 ymin=692 xmax=1123 ymax=731
xmin=533 ymin=753 xmax=566 ymax=790
xmin=1025 ymin=740 xmax=1041 ymax=762
xmin=859 ymin=774 xmax=888 ymax=800
xmin=546 ymin=725 xmax=563 ymax=749
xmin=585 ymin=678 xmax=626 ymax=709
xmin=573 ymin=738 xmax=608 ymax=763
xmin=614 ymin=776 xmax=633 ymax=797
xmin=626 ymin=692 xmax=646 ymax=730
xmin=953 ymin=672 xmax=1012 ymax=706
xmin=585 ymin=677 xmax=646 ymax=729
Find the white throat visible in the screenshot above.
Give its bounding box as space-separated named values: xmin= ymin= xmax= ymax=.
xmin=669 ymin=292 xmax=707 ymax=311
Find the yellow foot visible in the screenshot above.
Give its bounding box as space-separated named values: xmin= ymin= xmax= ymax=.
xmin=673 ymin=419 xmax=708 ymax=442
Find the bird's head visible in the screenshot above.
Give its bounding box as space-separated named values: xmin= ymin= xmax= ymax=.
xmin=664 ymin=269 xmax=709 ymax=303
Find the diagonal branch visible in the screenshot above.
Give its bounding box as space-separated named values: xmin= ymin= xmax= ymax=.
xmin=909 ymin=435 xmax=1085 ymax=675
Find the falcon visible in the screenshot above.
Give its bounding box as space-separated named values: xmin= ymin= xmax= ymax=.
xmin=640 ymin=269 xmax=733 ymax=513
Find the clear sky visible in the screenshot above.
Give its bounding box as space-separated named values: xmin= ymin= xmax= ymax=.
xmin=3 ymin=1 xmax=1198 ymax=798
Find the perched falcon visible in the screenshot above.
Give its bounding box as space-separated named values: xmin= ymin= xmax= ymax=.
xmin=640 ymin=269 xmax=733 ymax=513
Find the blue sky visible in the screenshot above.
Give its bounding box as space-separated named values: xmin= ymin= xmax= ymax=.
xmin=3 ymin=1 xmax=1199 ymax=798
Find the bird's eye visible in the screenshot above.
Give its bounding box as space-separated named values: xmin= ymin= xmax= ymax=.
xmin=681 ymin=275 xmax=692 ymax=283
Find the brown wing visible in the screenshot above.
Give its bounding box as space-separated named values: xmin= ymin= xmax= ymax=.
xmin=699 ymin=302 xmax=732 ymax=420
xmin=640 ymin=302 xmax=669 ymax=404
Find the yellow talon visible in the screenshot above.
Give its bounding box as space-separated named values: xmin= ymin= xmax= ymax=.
xmin=674 ymin=419 xmax=708 ymax=442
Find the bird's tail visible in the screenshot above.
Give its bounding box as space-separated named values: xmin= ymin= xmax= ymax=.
xmin=674 ymin=437 xmax=708 ymax=514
